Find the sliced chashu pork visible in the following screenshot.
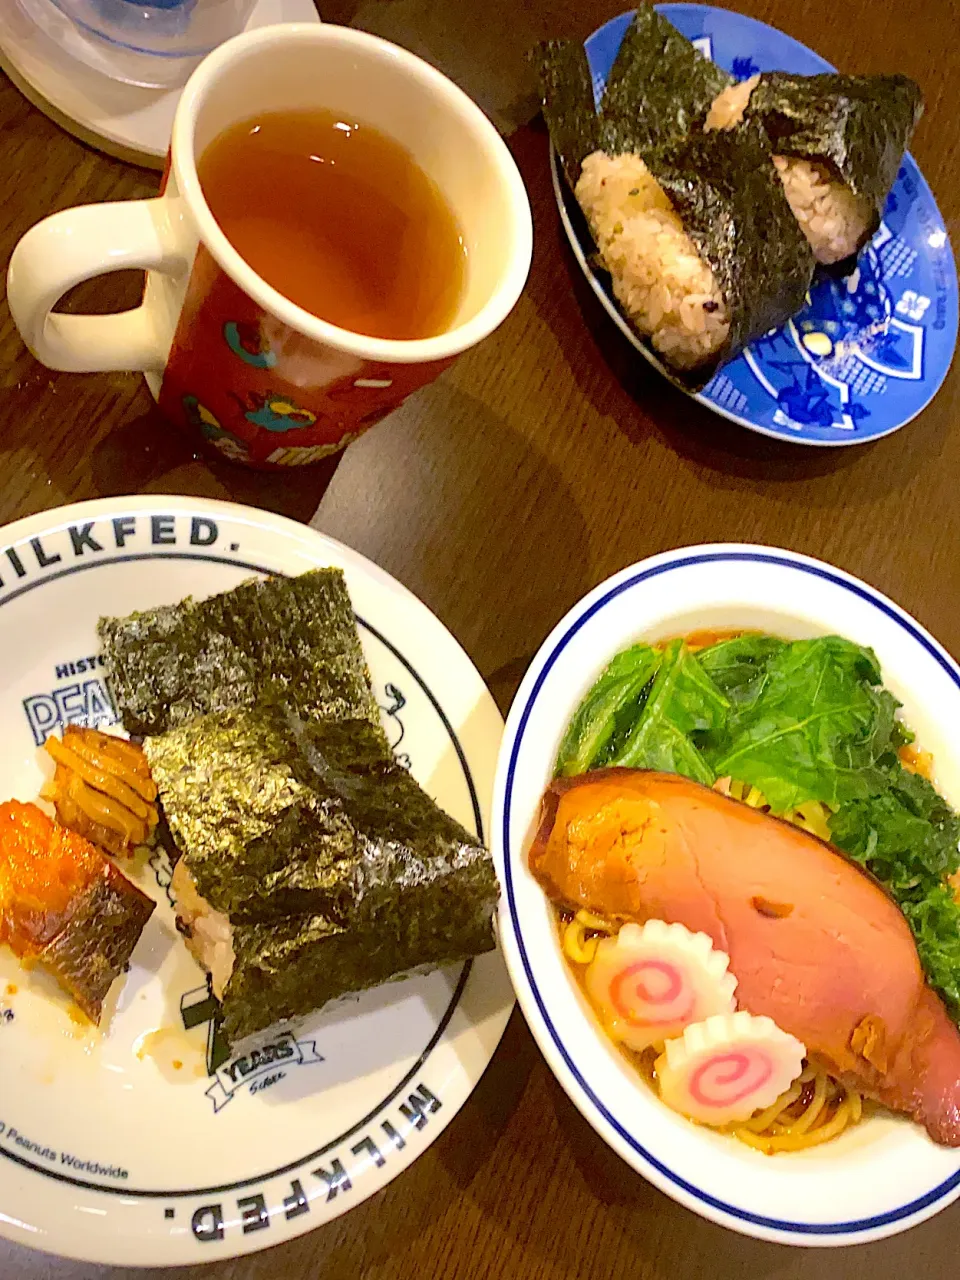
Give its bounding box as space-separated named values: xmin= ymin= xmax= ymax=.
xmin=529 ymin=768 xmax=960 ymax=1146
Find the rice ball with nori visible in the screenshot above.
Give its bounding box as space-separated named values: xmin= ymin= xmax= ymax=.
xmin=708 ymin=71 xmax=923 ymax=266
xmin=771 ymin=155 xmax=874 ymax=265
xmin=707 ymin=81 xmax=873 ymax=265
xmin=575 ymin=152 xmax=730 ymax=370
xmin=571 ymin=125 xmax=816 ymax=385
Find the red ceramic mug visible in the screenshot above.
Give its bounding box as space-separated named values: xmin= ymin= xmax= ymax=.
xmin=7 ymin=24 xmax=533 ymax=469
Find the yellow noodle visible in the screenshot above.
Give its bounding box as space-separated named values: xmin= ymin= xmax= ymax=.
xmin=734 ymin=1128 xmax=779 ymax=1153
xmin=740 ymin=1082 xmax=803 ymax=1133
xmin=562 ymin=919 xmax=599 ymax=965
xmin=576 ymin=909 xmax=613 ymax=932
xmin=789 ymin=1068 xmax=828 ymax=1136
xmin=791 ymin=805 xmax=832 ymax=841
xmin=758 ymin=1098 xmax=855 ymax=1153
xmin=721 ymin=780 xmax=833 ymax=841
xmin=733 ymin=1071 xmax=860 ymax=1154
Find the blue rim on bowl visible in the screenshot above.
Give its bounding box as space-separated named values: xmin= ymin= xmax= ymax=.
xmin=493 ymin=546 xmax=960 ymax=1245
xmin=551 ymin=5 xmax=959 ymax=446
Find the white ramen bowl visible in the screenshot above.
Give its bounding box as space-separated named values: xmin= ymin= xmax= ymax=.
xmin=492 ymin=544 xmax=960 ymax=1247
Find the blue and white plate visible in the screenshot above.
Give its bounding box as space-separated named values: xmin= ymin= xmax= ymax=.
xmin=492 ymin=545 xmax=960 ymax=1245
xmin=551 ymin=4 xmax=959 ymax=445
xmin=0 ymin=496 xmax=510 ymax=1266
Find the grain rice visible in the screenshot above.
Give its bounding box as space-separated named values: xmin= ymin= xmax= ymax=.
xmin=704 ymin=74 xmax=761 ymax=131
xmin=172 ymin=859 xmax=236 ymax=1000
xmin=575 ymin=151 xmax=730 ymax=369
xmin=772 ymin=155 xmax=872 ymax=265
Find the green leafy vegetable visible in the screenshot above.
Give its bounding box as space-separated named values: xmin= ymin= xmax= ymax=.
xmin=607 ymin=640 xmax=729 ymax=784
xmin=827 ymin=761 xmax=960 ymax=1018
xmin=901 ymin=888 xmax=960 ymax=1018
xmin=696 ymin=633 xmax=785 ymax=704
xmin=707 ymin=636 xmax=900 ymax=813
xmin=829 ymin=762 xmax=960 ymax=891
xmin=555 ymin=644 xmax=660 ymax=776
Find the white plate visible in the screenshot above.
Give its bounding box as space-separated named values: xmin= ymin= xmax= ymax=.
xmin=493 ymin=544 xmax=960 ymax=1246
xmin=0 ymin=495 xmax=511 ymax=1266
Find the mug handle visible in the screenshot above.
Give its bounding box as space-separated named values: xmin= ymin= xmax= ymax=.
xmin=6 ymin=199 xmax=189 ymax=374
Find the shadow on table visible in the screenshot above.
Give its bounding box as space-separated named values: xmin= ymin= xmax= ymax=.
xmin=0 ymin=371 xmax=340 ymax=526
xmin=87 ymin=405 xmax=343 ymax=523
xmin=434 ymin=1005 xmax=538 ymax=1183
xmin=262 ymin=1009 xmax=537 ymax=1280
xmin=315 ymin=374 xmax=597 ymax=697
xmin=485 ymin=654 xmax=537 ymax=717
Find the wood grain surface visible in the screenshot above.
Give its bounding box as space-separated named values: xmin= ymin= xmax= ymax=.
xmin=1 ymin=0 xmax=960 ymax=1275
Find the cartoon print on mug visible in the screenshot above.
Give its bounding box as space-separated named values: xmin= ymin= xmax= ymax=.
xmin=157 ymin=247 xmax=457 ymax=469
xmin=223 ymin=320 xmax=278 ymax=369
xmin=264 ymin=433 xmax=365 ymax=467
xmin=181 ymin=394 xmax=250 ymax=463
xmin=233 ymin=390 xmax=318 ymax=433
xmin=254 ymin=311 xmax=457 ymax=425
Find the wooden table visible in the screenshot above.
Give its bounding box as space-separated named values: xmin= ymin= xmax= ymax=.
xmin=1 ymin=0 xmax=959 ymax=1275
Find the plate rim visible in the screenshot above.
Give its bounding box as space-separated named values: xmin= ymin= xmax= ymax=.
xmin=0 ymin=493 xmax=512 ymax=1266
xmin=552 ymin=3 xmax=959 ymax=447
xmin=493 ymin=542 xmax=960 ymax=1246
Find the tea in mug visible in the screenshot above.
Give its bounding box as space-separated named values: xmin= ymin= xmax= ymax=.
xmin=197 ymin=108 xmax=467 ymax=341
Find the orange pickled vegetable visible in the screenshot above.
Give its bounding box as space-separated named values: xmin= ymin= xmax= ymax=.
xmin=43 ymin=726 xmax=159 ymax=857
xmin=0 ymin=800 xmax=154 ymax=1021
xmin=0 ymin=800 xmax=101 ymax=953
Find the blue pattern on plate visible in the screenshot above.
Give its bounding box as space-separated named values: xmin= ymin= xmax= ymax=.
xmin=577 ymin=5 xmax=958 ymax=445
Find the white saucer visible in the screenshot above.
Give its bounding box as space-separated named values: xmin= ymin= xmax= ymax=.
xmin=0 ymin=0 xmax=321 ymax=169
xmin=0 ymin=495 xmax=511 ymax=1265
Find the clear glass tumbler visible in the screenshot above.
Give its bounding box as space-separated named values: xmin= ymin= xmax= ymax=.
xmin=17 ymin=0 xmax=260 ymax=88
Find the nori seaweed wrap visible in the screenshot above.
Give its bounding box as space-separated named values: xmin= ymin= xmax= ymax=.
xmin=532 ymin=12 xmax=816 ymax=386
xmin=641 ymin=125 xmax=816 ymax=377
xmin=744 ymin=72 xmax=923 ymax=259
xmin=150 ymin=706 xmax=497 ymax=1044
xmin=533 ymin=8 xmax=733 ymax=183
xmin=599 ymin=4 xmax=733 ymax=152
xmin=98 ymin=568 xmax=383 ymax=740
xmin=536 ymin=39 xmax=600 ymax=188
xmin=224 ymin=897 xmax=490 ymax=1044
